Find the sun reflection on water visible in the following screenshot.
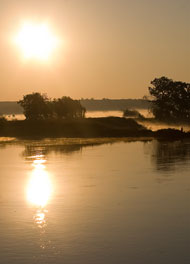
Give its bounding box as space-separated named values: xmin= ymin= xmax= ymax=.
xmin=27 ymin=158 xmax=52 ymax=208
xmin=34 ymin=210 xmax=47 ymax=229
xmin=27 ymin=156 xmax=53 ymax=233
xmin=26 ymin=155 xmax=54 ymax=250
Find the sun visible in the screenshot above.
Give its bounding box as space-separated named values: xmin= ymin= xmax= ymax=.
xmin=14 ymin=22 xmax=58 ymax=61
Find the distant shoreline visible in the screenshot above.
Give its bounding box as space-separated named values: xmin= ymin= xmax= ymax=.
xmin=0 ymin=99 xmax=149 ymax=115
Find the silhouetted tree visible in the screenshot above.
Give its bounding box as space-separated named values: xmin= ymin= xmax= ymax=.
xmin=149 ymin=77 xmax=190 ymax=122
xmin=18 ymin=93 xmax=86 ymax=120
xmin=18 ymin=93 xmax=50 ymax=120
xmin=52 ymin=97 xmax=86 ymax=119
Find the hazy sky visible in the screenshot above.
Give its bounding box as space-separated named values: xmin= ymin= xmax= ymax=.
xmin=0 ymin=0 xmax=189 ymax=100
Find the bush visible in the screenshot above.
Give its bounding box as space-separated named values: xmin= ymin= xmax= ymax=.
xmin=0 ymin=116 xmax=7 ymax=127
xmin=123 ymin=108 xmax=144 ymax=119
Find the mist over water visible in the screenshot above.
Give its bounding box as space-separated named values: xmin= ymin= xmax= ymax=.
xmin=0 ymin=138 xmax=190 ymax=264
xmin=5 ymin=111 xmax=124 ymax=120
xmin=4 ymin=110 xmax=190 ymax=136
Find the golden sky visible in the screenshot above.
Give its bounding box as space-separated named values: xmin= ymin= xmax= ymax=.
xmin=0 ymin=0 xmax=189 ymax=100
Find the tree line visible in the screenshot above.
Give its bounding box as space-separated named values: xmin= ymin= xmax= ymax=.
xmin=18 ymin=93 xmax=86 ymax=120
xmin=17 ymin=76 xmax=190 ymax=123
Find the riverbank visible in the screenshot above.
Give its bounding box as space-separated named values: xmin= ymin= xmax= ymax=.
xmin=0 ymin=116 xmax=189 ymax=139
xmin=138 ymin=117 xmax=190 ymax=132
xmin=0 ymin=117 xmax=150 ymax=138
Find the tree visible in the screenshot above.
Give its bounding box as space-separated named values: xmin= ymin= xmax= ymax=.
xmin=18 ymin=93 xmax=86 ymax=120
xmin=149 ymin=77 xmax=190 ymax=122
xmin=52 ymin=97 xmax=86 ymax=119
xmin=18 ymin=93 xmax=50 ymax=120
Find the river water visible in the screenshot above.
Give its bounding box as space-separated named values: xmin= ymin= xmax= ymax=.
xmin=0 ymin=138 xmax=190 ymax=264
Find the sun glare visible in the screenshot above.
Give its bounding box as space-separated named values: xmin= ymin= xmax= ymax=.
xmin=27 ymin=158 xmax=52 ymax=207
xmin=14 ymin=22 xmax=58 ymax=60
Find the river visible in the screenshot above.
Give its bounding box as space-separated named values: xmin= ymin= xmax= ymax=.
xmin=0 ymin=138 xmax=190 ymax=264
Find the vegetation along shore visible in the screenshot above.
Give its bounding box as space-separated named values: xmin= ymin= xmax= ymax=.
xmin=0 ymin=76 xmax=190 ymax=139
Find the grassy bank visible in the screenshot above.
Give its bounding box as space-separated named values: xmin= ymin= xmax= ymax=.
xmin=0 ymin=117 xmax=152 ymax=138
xmin=1 ymin=116 xmax=190 ymax=139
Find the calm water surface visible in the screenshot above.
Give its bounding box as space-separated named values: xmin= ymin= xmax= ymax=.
xmin=0 ymin=138 xmax=190 ymax=264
